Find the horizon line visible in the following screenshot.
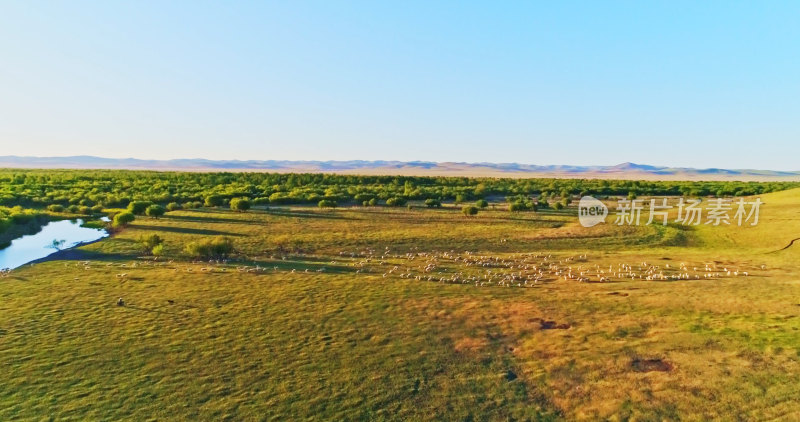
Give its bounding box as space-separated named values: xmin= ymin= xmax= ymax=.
xmin=1 ymin=154 xmax=798 ymax=173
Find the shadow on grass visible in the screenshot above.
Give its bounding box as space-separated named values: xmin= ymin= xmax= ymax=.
xmin=134 ymin=225 xmax=246 ymax=237
xmin=164 ymin=213 xmax=252 ymax=225
xmin=168 ymin=208 xmax=356 ymax=222
xmin=535 ymin=208 xmax=578 ymax=217
xmin=376 ymin=214 xmax=564 ymax=227
xmin=353 ymin=207 xmax=568 ymax=225
xmin=263 ymin=208 xmax=355 ymax=220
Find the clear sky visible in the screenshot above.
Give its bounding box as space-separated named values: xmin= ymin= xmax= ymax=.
xmin=1 ymin=1 xmax=799 ymax=170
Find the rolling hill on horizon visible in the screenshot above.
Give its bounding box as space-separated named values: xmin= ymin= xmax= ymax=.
xmin=0 ymin=155 xmax=798 ymax=181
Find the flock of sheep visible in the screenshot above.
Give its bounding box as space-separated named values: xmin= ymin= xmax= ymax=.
xmin=3 ymin=250 xmax=763 ymax=292
xmin=337 ymin=247 xmax=761 ymax=288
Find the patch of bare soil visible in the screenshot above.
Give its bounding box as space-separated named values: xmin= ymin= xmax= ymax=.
xmin=536 ymin=319 xmax=571 ymax=330
xmin=631 ymin=357 xmax=673 ymax=372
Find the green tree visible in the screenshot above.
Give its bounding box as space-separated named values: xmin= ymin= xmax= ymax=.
xmin=166 ymin=202 xmax=181 ymax=211
xmin=230 ymin=197 xmax=251 ymax=212
xmin=462 ymin=205 xmax=479 ymax=216
xmin=127 ymin=201 xmax=152 ymax=215
xmin=475 ymin=199 xmax=488 ymax=208
xmin=145 ymin=204 xmax=166 ymax=218
xmin=318 ymin=199 xmax=337 ymax=208
xmin=509 ymin=201 xmax=526 ymax=212
xmin=112 ymin=211 xmax=135 ymax=228
xmin=386 ymin=197 xmax=406 ymax=207
xmin=204 ymin=195 xmax=223 ymax=207
xmin=424 ymin=198 xmax=442 ymax=208
xmin=138 ymin=234 xmax=164 ymax=253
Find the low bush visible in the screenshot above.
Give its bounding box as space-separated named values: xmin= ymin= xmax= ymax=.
xmin=318 ymin=199 xmax=337 ymax=208
xmin=138 ymin=234 xmax=164 ymax=253
xmin=204 ymin=195 xmax=223 ymax=207
xmin=151 ymin=243 xmax=164 ymax=257
xmin=386 ymin=197 xmax=406 ymax=207
xmin=127 ymin=201 xmax=152 ymax=215
xmin=509 ymin=200 xmax=537 ymax=212
xmin=184 ymin=236 xmax=234 ymax=259
xmin=145 ymin=204 xmax=166 ymax=218
xmin=424 ymin=198 xmax=442 ymax=208
xmin=112 ymin=211 xmax=135 ymax=228
xmin=462 ymin=205 xmax=479 ymax=216
xmin=230 ymin=197 xmax=251 ymax=212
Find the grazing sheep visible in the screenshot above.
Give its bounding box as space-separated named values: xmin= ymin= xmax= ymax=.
xmin=342 ymin=249 xmax=765 ymax=291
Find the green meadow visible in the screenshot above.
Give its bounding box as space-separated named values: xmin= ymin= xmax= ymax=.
xmin=1 ymin=186 xmax=800 ymax=420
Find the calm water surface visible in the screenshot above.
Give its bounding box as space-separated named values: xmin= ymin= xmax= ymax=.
xmin=0 ymin=218 xmax=108 ymax=270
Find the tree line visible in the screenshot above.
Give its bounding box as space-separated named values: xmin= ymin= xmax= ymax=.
xmin=1 ymin=169 xmax=795 ymax=212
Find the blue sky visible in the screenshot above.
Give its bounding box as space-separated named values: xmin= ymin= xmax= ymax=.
xmin=1 ymin=1 xmax=799 ymax=170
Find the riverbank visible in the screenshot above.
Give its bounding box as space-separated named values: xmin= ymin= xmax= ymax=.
xmin=24 ymin=236 xmax=113 ymax=266
xmin=0 ymin=219 xmax=109 ymax=270
xmin=0 ymin=215 xmax=50 ymax=250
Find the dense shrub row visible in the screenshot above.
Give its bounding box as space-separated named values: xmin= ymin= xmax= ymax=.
xmin=0 ymin=206 xmax=49 ymax=247
xmin=0 ymin=169 xmax=795 ymax=212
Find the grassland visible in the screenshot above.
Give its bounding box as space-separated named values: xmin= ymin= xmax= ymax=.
xmin=2 ymin=190 xmax=800 ymax=420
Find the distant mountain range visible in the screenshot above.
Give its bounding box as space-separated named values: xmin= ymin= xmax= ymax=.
xmin=0 ymin=155 xmax=798 ymax=181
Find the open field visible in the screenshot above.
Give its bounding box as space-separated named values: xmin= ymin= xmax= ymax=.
xmin=2 ymin=189 xmax=800 ymax=420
